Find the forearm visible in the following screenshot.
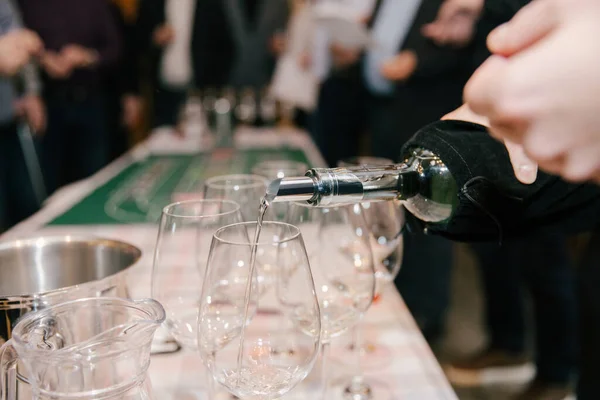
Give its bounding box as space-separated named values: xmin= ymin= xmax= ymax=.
xmin=403 ymin=120 xmax=600 ymax=242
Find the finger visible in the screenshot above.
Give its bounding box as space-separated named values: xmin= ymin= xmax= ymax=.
xmin=503 ymin=138 xmax=538 ymax=184
xmin=464 ymin=55 xmax=510 ymax=118
xmin=555 ymin=144 xmax=600 ymax=182
xmin=487 ymin=0 xmax=560 ymax=57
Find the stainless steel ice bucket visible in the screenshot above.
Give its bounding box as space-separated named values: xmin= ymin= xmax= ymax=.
xmin=0 ymin=235 xmax=142 ymax=345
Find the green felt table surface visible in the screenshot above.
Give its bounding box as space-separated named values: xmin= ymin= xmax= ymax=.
xmin=49 ymin=147 xmax=309 ymax=226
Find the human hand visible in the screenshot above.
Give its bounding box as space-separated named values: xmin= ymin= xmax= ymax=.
xmin=380 ymin=50 xmax=418 ymax=81
xmin=330 ymin=42 xmax=360 ymax=68
xmin=153 ymin=24 xmax=174 ymax=47
xmin=464 ymin=0 xmax=600 ymax=183
xmin=14 ymin=95 xmax=46 ymax=135
xmin=40 ymin=51 xmax=72 ymax=79
xmin=61 ymin=44 xmax=99 ymax=68
xmin=421 ymin=0 xmax=484 ymax=46
xmin=444 ymin=104 xmax=538 ymax=184
xmin=122 ymin=95 xmax=143 ymax=130
xmin=269 ymin=32 xmax=287 ymax=56
xmin=297 ymin=51 xmax=312 ymax=70
xmin=0 ymin=29 xmax=43 ymax=76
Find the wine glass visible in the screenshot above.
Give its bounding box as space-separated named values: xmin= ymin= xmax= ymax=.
xmin=235 ymin=87 xmax=258 ymax=126
xmin=259 ymin=86 xmax=278 ymax=126
xmin=151 ymin=199 xmax=243 ymax=398
xmin=198 ymin=221 xmax=322 ymax=400
xmin=286 ymin=202 xmax=376 ymax=399
xmin=203 ymin=174 xmax=270 ymax=222
xmin=337 ymin=156 xmax=405 ymax=400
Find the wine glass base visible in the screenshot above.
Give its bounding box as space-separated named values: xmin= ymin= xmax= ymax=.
xmin=331 ymin=376 xmax=393 ymax=400
xmin=331 ymin=340 xmax=394 ymax=370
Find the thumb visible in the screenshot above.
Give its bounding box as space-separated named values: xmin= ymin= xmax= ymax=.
xmin=504 ymin=139 xmax=538 ymax=184
xmin=487 ymin=0 xmax=560 ymax=57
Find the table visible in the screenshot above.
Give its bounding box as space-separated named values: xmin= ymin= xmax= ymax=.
xmin=1 ymin=127 xmax=457 ymax=399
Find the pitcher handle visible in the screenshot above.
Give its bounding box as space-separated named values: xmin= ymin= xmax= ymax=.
xmin=0 ymin=340 xmax=18 ymax=400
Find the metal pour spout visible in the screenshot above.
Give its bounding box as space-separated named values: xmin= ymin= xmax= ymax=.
xmin=268 ymin=147 xmax=459 ymax=223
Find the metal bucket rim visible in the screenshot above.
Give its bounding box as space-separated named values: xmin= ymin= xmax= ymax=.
xmin=0 ymin=235 xmax=141 ymax=299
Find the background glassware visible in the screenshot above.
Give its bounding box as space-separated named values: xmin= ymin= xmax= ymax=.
xmin=235 ymin=87 xmax=257 ymax=125
xmin=203 ymin=174 xmax=270 ymax=222
xmin=251 ymin=160 xmax=308 ymax=180
xmin=151 ymin=200 xmax=242 ymax=349
xmin=286 ymin=202 xmax=375 ymax=399
xmin=198 ymin=221 xmax=321 ymax=400
xmin=0 ymin=297 xmax=164 ymax=400
xmin=337 ymin=157 xmax=406 ymax=400
xmin=259 ymin=87 xmax=278 ymax=126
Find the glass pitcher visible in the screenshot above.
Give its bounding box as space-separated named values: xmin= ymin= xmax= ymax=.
xmin=0 ymin=297 xmax=165 ymax=400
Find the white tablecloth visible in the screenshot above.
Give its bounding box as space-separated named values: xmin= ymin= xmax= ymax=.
xmin=1 ymin=127 xmax=457 ymax=399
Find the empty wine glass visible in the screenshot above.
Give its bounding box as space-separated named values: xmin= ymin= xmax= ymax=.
xmin=337 ymin=156 xmax=406 ymax=400
xmin=198 ymin=221 xmax=321 ymax=400
xmin=203 ymin=174 xmax=270 ymax=222
xmin=286 ymin=202 xmax=375 ymax=399
xmin=151 ymin=199 xmax=243 ymax=398
xmin=259 ymin=87 xmax=278 ymax=126
xmin=235 ymin=87 xmax=257 ymax=125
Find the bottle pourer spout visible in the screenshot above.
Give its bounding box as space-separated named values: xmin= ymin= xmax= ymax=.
xmin=267 ymin=176 xmax=317 ymax=203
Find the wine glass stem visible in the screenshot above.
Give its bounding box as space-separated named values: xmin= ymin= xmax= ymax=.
xmin=320 ymin=342 xmax=331 ymax=400
xmin=352 ymin=314 xmax=365 ymax=384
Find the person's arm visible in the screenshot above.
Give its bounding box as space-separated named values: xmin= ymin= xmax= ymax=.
xmin=402 ymin=120 xmax=600 ymax=243
xmin=8 ymin=0 xmax=41 ymax=95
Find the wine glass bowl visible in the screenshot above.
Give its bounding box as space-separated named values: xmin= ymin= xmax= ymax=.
xmin=198 ymin=221 xmax=321 ymax=400
xmin=151 ymin=199 xmax=243 ymax=349
xmin=286 ymin=202 xmax=375 ymax=399
xmin=203 ymin=174 xmax=269 ymax=222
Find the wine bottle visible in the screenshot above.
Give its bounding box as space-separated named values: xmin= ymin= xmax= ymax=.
xmin=269 ymin=120 xmax=600 ymax=242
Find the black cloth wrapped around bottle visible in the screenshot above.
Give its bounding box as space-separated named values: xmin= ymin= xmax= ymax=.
xmin=402 ymin=120 xmax=600 ymax=243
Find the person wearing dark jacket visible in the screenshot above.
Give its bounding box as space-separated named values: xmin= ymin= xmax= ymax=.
xmin=135 ymin=0 xmax=289 ymax=128
xmin=313 ymin=0 xmax=476 ymax=342
xmin=401 ymin=0 xmax=600 ymax=394
xmin=18 ymin=0 xmax=122 ymax=195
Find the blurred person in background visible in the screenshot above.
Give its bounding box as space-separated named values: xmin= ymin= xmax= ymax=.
xmin=312 ymin=0 xmax=472 ymax=342
xmin=105 ymin=0 xmax=142 ymax=160
xmin=18 ymin=0 xmax=122 ymax=195
xmin=136 ymin=0 xmax=289 ymax=129
xmin=427 ymin=0 xmax=587 ymax=398
xmin=0 ymin=0 xmax=46 ymax=231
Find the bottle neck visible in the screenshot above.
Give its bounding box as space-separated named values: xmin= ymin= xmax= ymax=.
xmin=305 ymin=163 xmax=419 ymax=205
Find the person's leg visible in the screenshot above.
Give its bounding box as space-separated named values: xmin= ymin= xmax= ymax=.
xmin=69 ymin=96 xmax=110 ymax=182
xmin=522 ymin=232 xmax=577 ymax=387
xmin=471 ymin=240 xmax=527 ymax=354
xmin=153 ymin=86 xmax=188 ymax=128
xmin=576 ymin=229 xmax=600 ymax=399
xmin=40 ymin=98 xmax=68 ymax=195
xmin=394 ymin=231 xmax=453 ymax=341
